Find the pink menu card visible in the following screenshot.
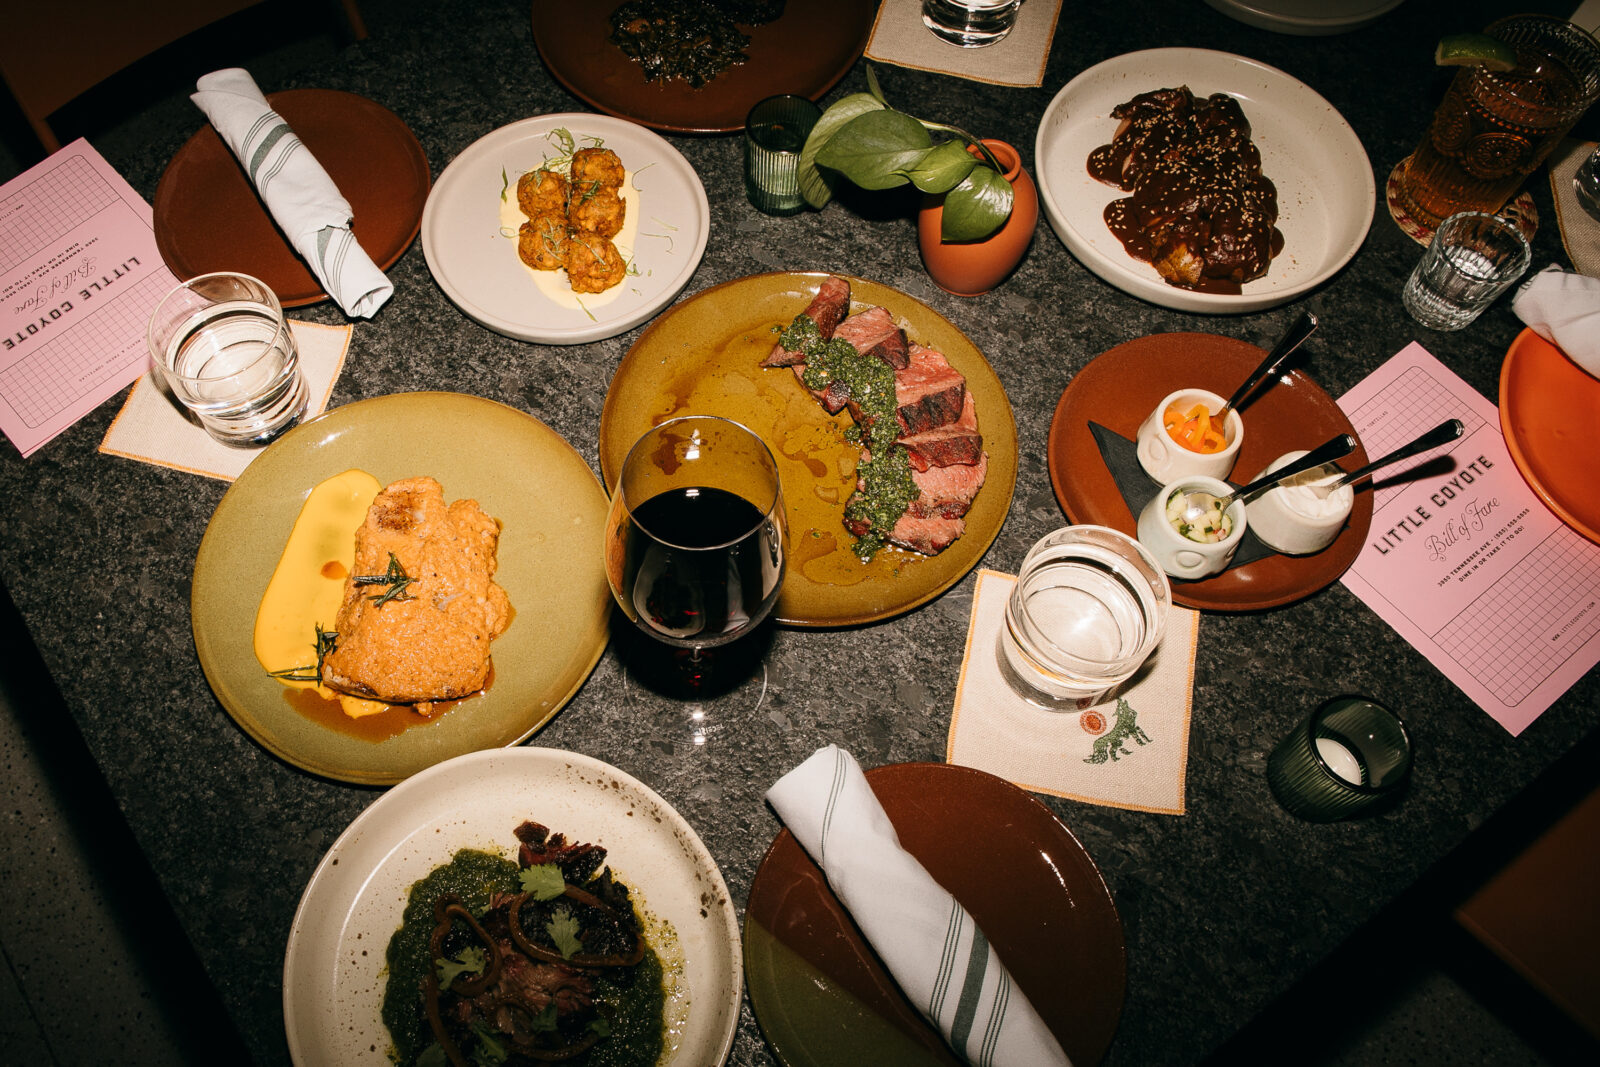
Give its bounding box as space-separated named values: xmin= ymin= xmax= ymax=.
xmin=1339 ymin=343 xmax=1600 ymax=736
xmin=0 ymin=139 xmax=176 ymax=457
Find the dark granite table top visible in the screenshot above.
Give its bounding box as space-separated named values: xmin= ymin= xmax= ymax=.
xmin=3 ymin=0 xmax=1597 ymax=1064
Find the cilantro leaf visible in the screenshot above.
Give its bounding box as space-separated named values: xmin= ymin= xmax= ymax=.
xmin=588 ymin=1015 xmax=613 ymax=1038
xmin=468 ymin=1021 xmax=508 ymax=1066
xmin=546 ymin=905 xmax=583 ymax=959
xmin=435 ymin=945 xmax=486 ymax=989
xmin=519 ymin=863 xmax=567 ymax=901
xmin=525 ymin=1004 xmax=558 ymax=1033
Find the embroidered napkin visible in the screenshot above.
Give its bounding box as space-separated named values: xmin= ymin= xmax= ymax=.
xmin=98 ymin=319 xmax=350 ymax=481
xmin=1548 ymin=138 xmax=1600 ymax=280
xmin=948 ymin=569 xmax=1199 ymax=815
xmin=190 ymin=69 xmax=393 ymax=318
xmin=864 ymin=0 xmax=1062 ymax=88
xmin=1513 ymin=262 xmax=1600 ymax=378
xmin=767 ymin=745 xmax=1071 ymax=1067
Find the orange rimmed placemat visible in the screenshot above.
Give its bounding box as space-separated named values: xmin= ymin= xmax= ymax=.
xmin=947 ymin=568 xmax=1200 ymax=814
xmin=864 ymin=0 xmax=1062 ymax=88
xmin=98 ymin=319 xmax=350 ymax=481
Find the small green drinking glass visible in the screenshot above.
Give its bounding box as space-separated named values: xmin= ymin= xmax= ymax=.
xmin=1267 ymin=696 xmax=1413 ymax=822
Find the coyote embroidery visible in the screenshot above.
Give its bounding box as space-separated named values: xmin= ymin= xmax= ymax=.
xmin=1084 ymin=698 xmax=1151 ymax=764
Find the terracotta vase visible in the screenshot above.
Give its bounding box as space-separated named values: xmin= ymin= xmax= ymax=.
xmin=917 ymin=138 xmax=1039 ymax=296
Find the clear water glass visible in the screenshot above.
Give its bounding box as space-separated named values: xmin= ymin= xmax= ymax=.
xmin=997 ymin=526 xmax=1170 ymax=711
xmin=147 ymin=271 xmax=308 ymax=446
xmin=1402 ymin=211 xmax=1530 ymax=331
xmin=921 ymin=0 xmax=1024 ymax=47
xmin=1575 ymin=143 xmax=1600 ymax=222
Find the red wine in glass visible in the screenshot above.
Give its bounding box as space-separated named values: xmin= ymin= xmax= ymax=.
xmin=605 ymin=417 xmax=786 ymax=717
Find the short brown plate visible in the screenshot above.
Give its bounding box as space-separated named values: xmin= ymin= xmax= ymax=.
xmin=153 ymin=89 xmax=428 ymax=306
xmin=1048 ymin=332 xmax=1372 ymax=612
xmin=745 ymin=762 xmax=1125 ymax=1066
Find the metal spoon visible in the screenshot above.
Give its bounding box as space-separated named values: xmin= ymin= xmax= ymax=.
xmin=1213 ymin=310 xmax=1320 ymax=423
xmin=1323 ymin=419 xmax=1464 ymax=492
xmin=1176 ymin=432 xmax=1358 ymax=528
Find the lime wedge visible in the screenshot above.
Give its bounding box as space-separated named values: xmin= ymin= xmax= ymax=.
xmin=1435 ymin=33 xmax=1517 ymax=71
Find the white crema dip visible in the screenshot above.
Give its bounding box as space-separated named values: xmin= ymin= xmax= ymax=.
xmin=1247 ymin=450 xmax=1353 ymax=556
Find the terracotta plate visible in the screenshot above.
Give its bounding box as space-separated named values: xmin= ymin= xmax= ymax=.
xmin=284 ymin=748 xmax=741 ymax=1066
xmin=1048 ymin=332 xmax=1372 ymax=611
xmin=745 ymin=762 xmax=1125 ymax=1066
xmin=598 ymin=272 xmax=1018 ymax=628
xmin=153 ymin=89 xmax=429 ymax=307
xmin=532 ymin=0 xmax=872 ymax=134
xmin=191 ymin=393 xmax=610 ymax=784
xmin=1499 ymin=328 xmax=1600 ymax=545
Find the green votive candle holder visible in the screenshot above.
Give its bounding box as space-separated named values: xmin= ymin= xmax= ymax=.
xmin=1267 ymin=696 xmax=1412 ymax=822
xmin=744 ymin=94 xmax=822 ymax=216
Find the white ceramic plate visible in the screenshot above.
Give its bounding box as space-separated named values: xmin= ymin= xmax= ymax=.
xmin=1035 ymin=48 xmax=1374 ymax=314
xmin=282 ymin=748 xmax=742 ymax=1065
xmin=1202 ymin=0 xmax=1404 ymax=36
xmin=421 ymin=113 xmax=709 ymax=344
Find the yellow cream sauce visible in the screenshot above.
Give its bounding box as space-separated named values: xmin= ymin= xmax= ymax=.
xmin=253 ymin=468 xmax=390 ymax=719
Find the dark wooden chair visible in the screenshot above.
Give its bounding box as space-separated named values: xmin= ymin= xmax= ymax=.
xmin=0 ymin=0 xmax=366 ymax=153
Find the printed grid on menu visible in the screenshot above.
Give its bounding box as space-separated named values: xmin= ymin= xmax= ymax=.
xmin=0 ymin=155 xmax=112 ymax=267
xmin=0 ymin=271 xmax=167 ymax=428
xmin=1432 ymin=525 xmax=1600 ymax=706
xmin=1346 ymin=362 xmax=1600 ymax=707
xmin=1 ymin=151 xmax=152 ymax=430
xmin=1344 ymin=365 xmax=1489 ymax=514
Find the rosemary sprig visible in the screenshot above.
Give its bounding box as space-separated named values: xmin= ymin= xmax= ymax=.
xmin=268 ymin=624 xmax=339 ymax=683
xmin=352 ymin=551 xmax=417 ymax=607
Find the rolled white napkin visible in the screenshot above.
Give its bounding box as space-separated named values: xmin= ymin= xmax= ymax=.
xmin=190 ymin=68 xmax=392 ymax=318
xmin=1512 ymin=263 xmax=1600 ymax=378
xmin=766 ymin=746 xmax=1071 ymax=1067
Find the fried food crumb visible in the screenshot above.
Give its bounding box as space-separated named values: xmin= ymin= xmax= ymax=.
xmin=517 ymin=167 xmax=569 ymax=217
xmin=513 ymin=143 xmax=629 ymax=294
xmin=568 ymin=186 xmax=626 ymax=239
xmin=518 ymin=213 xmax=568 ymax=271
xmin=564 ymin=232 xmax=627 ymax=293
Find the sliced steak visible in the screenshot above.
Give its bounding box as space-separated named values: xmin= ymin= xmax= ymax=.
xmin=906 ymin=451 xmax=988 ymax=519
xmin=761 ymin=275 xmax=852 ymax=366
xmin=845 ymin=511 xmax=967 ymax=555
xmin=791 ymin=364 xmax=852 ymax=414
xmin=895 ymin=345 xmax=967 ymax=436
xmin=899 ymin=390 xmax=981 ymax=471
xmin=832 ymin=305 xmax=909 ymax=369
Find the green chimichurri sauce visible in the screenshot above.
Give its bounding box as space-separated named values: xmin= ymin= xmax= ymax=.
xmin=778 ymin=313 xmax=918 ymax=559
xmin=381 ymin=847 xmax=666 ymax=1067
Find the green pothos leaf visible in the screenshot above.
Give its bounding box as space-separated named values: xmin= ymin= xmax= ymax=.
xmin=798 ymin=92 xmax=886 ymax=209
xmin=815 ymin=109 xmax=933 ymax=191
xmin=901 ymin=138 xmax=978 ymax=194
xmin=938 ymin=165 xmax=1014 ymax=242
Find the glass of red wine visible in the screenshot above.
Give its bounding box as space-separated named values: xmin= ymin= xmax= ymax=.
xmin=604 ymin=416 xmax=786 ymax=730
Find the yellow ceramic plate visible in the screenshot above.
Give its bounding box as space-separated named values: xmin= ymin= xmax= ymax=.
xmin=192 ymin=393 xmax=611 ymax=784
xmin=599 ymin=272 xmax=1017 ymax=627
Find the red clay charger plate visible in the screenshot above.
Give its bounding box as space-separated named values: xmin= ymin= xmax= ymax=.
xmin=532 ymin=0 xmax=872 ymax=134
xmin=1048 ymin=332 xmax=1373 ymax=612
xmin=153 ymin=89 xmax=429 ymax=307
xmin=745 ymin=762 xmax=1125 ymax=1066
